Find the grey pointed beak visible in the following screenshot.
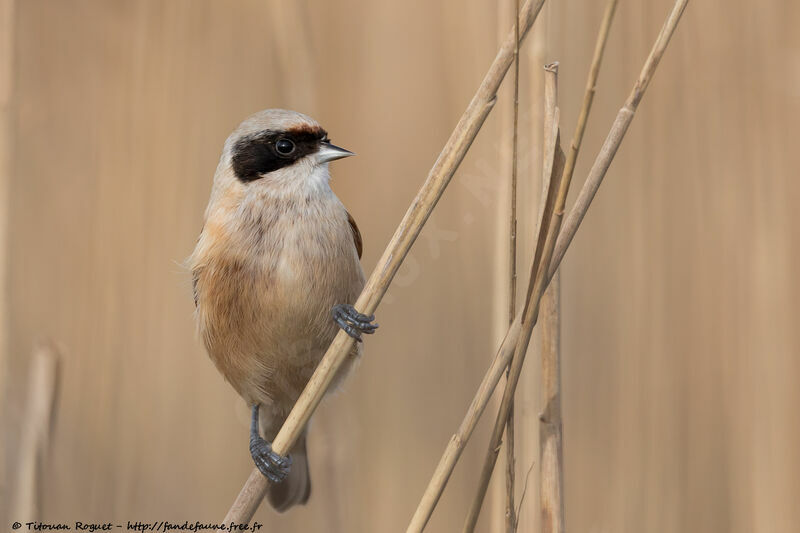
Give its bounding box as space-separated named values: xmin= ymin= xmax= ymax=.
xmin=316 ymin=142 xmax=355 ymax=164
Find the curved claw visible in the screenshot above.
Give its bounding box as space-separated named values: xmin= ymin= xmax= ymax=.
xmin=250 ymin=437 xmax=292 ymax=483
xmin=331 ymin=304 xmax=379 ymax=342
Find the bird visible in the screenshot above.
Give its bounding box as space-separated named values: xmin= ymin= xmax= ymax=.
xmin=189 ymin=109 xmax=377 ymax=512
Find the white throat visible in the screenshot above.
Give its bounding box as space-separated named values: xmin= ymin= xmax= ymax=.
xmin=264 ymin=160 xmax=333 ymax=199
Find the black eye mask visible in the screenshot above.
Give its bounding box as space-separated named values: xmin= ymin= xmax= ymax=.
xmin=232 ymin=126 xmax=328 ymax=182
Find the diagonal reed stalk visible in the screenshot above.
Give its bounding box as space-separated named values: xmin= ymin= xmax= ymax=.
xmin=550 ymin=0 xmax=689 ymax=276
xmin=540 ymin=2 xmax=617 ymax=531
xmin=220 ymin=0 xmax=547 ymax=525
xmin=407 ymin=1 xmax=689 ymax=531
xmin=505 ymin=0 xmax=522 ymax=530
xmin=406 ymin=314 xmax=523 ymax=533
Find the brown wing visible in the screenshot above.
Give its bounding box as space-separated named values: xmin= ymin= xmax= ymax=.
xmin=347 ymin=211 xmax=363 ymax=259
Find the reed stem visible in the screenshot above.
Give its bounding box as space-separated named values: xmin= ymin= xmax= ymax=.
xmin=540 ymin=2 xmax=617 ymax=531
xmin=505 ymin=0 xmax=522 ymax=530
xmin=462 ymin=62 xmax=564 ymax=533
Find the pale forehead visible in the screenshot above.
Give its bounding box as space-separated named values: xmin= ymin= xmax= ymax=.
xmin=233 ymin=109 xmax=320 ymax=138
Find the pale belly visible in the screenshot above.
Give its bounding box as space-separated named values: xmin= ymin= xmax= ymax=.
xmin=195 ymin=213 xmax=365 ymax=411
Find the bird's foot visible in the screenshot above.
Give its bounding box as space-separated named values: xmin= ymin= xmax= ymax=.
xmin=250 ymin=405 xmax=291 ymax=483
xmin=250 ymin=437 xmax=291 ymax=483
xmin=331 ymin=304 xmax=378 ymax=342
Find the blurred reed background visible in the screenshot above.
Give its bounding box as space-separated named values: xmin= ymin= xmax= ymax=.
xmin=1 ymin=1 xmax=799 ymax=532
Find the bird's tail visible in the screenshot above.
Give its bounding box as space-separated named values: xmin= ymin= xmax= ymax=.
xmin=267 ymin=433 xmax=311 ymax=512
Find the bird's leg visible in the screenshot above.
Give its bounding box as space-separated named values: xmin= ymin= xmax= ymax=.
xmin=249 ymin=404 xmax=291 ymax=483
xmin=331 ymin=304 xmax=378 ymax=342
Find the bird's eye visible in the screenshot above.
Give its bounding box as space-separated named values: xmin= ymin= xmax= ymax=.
xmin=275 ymin=138 xmax=295 ymax=155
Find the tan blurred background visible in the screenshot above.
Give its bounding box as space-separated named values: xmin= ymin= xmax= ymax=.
xmin=2 ymin=0 xmax=799 ymax=532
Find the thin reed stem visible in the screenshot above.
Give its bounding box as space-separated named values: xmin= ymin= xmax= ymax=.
xmin=550 ymin=0 xmax=689 ymax=277
xmin=505 ymin=0 xmax=522 ymax=530
xmin=220 ymin=0 xmax=548 ymax=525
xmin=508 ymin=1 xmax=521 ymax=328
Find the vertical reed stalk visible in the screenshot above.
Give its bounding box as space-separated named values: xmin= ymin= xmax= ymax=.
xmin=505 ymin=0 xmax=522 ymax=530
xmin=11 ymin=344 xmax=60 ymax=520
xmin=462 ymin=63 xmax=564 ymax=533
xmin=538 ymin=271 xmax=562 ymax=533
xmin=540 ymin=2 xmax=617 ymax=531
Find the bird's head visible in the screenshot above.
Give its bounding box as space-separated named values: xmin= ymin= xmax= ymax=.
xmin=215 ymin=109 xmax=354 ymax=197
